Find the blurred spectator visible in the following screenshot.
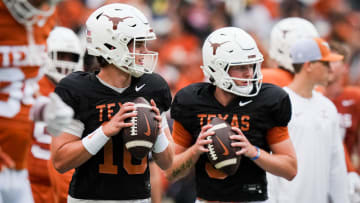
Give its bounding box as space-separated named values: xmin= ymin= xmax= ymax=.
xmin=157 ymin=16 xmax=204 ymax=95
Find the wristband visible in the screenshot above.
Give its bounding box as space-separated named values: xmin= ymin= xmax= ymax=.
xmin=152 ymin=132 xmax=169 ymax=153
xmin=251 ymin=146 xmax=261 ymax=161
xmin=82 ymin=126 xmax=110 ymax=155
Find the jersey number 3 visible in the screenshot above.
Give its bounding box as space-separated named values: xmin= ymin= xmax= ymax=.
xmin=99 ymin=139 xmax=147 ymax=175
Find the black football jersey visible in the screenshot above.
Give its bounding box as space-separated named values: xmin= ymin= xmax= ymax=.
xmin=171 ymin=82 xmax=291 ymax=202
xmin=55 ymin=71 xmax=171 ymax=200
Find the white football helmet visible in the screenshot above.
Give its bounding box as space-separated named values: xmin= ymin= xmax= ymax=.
xmin=2 ymin=0 xmax=61 ymax=26
xmin=46 ymin=26 xmax=83 ymax=82
xmin=201 ymin=27 xmax=264 ymax=97
xmin=85 ymin=3 xmax=158 ymax=78
xmin=269 ymin=17 xmax=319 ymax=73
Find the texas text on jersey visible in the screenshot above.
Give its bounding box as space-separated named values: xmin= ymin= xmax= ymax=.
xmin=171 ymin=82 xmax=291 ymax=202
xmin=55 ymin=71 xmax=171 ymax=200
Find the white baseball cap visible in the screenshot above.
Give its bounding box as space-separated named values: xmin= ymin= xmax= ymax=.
xmin=290 ymin=37 xmax=343 ymax=64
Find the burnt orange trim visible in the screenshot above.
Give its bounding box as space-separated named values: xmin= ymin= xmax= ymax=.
xmin=266 ymin=126 xmax=290 ymax=145
xmin=172 ymin=120 xmax=193 ymax=148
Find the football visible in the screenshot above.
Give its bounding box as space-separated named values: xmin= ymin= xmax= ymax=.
xmin=206 ymin=117 xmax=241 ymax=176
xmin=122 ymin=97 xmax=159 ymax=160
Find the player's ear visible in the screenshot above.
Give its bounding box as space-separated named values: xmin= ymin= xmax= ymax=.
xmin=304 ymin=62 xmax=313 ymax=73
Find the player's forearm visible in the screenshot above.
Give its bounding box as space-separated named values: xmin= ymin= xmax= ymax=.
xmin=153 ymin=127 xmax=174 ymax=169
xmin=153 ymin=144 xmax=174 ymax=170
xmin=254 ymin=150 xmax=297 ymax=180
xmin=165 ymin=145 xmax=199 ymax=182
xmin=51 ymin=133 xmax=92 ymax=173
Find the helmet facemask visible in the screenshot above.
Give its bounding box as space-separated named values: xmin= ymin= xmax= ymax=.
xmin=203 ymin=61 xmax=263 ymax=97
xmin=46 ymin=26 xmax=84 ymax=83
xmin=3 ymin=0 xmax=60 ymax=26
xmin=226 ymin=62 xmax=263 ymax=97
xmin=120 ymin=38 xmax=158 ymax=78
xmin=47 ymin=51 xmax=82 ymax=82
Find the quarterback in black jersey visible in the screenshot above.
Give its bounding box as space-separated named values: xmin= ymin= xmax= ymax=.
xmin=167 ymin=27 xmax=297 ymax=202
xmin=51 ymin=3 xmax=173 ymax=202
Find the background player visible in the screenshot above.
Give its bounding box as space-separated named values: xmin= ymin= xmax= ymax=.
xmin=167 ymin=27 xmax=297 ymax=202
xmin=262 ymin=17 xmax=319 ymax=86
xmin=0 ymin=1 xmax=74 ymax=202
xmin=27 ymin=26 xmax=84 ymax=203
xmin=51 ymin=3 xmax=174 ymax=202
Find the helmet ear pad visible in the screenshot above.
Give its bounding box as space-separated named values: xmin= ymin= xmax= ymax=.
xmin=3 ymin=0 xmax=59 ymax=25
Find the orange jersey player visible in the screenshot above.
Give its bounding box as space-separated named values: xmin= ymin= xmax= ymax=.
xmin=328 ymin=86 xmax=360 ymax=166
xmin=28 ymin=26 xmax=83 ymax=203
xmin=0 ymin=1 xmax=74 ymax=203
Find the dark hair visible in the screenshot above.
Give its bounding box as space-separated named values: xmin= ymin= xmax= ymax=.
xmin=96 ymin=56 xmax=109 ymax=68
xmin=83 ymin=50 xmax=101 ymax=72
xmin=292 ymin=63 xmax=304 ymax=73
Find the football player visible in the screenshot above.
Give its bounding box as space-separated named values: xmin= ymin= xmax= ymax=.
xmin=262 ymin=17 xmax=319 ymax=86
xmin=27 ymin=26 xmax=83 ymax=203
xmin=50 ymin=3 xmax=174 ymax=202
xmin=0 ymin=1 xmax=73 ymax=203
xmin=268 ymin=37 xmax=349 ymax=203
xmin=166 ymin=27 xmax=297 ymax=202
xmin=324 ymin=41 xmax=360 ymax=203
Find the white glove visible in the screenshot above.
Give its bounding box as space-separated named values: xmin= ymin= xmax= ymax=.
xmin=43 ymin=93 xmax=74 ymax=136
xmin=348 ymin=172 xmax=360 ymax=203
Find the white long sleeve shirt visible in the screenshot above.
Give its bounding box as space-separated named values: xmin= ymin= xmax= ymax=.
xmin=267 ymin=88 xmax=349 ymax=203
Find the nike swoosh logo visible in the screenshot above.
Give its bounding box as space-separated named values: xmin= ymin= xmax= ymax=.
xmin=144 ymin=114 xmax=151 ymax=136
xmin=135 ymin=84 xmax=146 ymax=92
xmin=239 ymin=100 xmax=252 ymax=107
xmin=215 ymin=136 xmax=229 ymax=156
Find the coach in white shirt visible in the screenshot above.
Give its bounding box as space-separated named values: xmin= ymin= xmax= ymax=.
xmin=267 ymin=37 xmax=349 ymax=203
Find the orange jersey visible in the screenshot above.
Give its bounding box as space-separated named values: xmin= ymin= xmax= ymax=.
xmin=328 ymin=86 xmax=360 ymax=168
xmin=29 ymin=76 xmax=74 ymax=203
xmin=0 ymin=1 xmax=56 ymax=170
xmin=28 ymin=76 xmax=55 ymax=183
xmin=28 ymin=76 xmax=55 ymax=203
xmin=48 ymin=159 xmax=74 ymax=203
xmin=261 ymin=67 xmax=293 ymax=87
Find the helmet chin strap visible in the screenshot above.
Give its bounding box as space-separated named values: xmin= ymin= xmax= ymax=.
xmin=231 ymin=83 xmax=253 ymax=96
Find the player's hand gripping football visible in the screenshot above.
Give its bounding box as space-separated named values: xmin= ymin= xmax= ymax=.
xmin=43 ymin=93 xmax=74 ymax=136
xmin=192 ymin=124 xmax=214 ymax=156
xmin=102 ymin=102 xmax=137 ymax=137
xmin=230 ymin=127 xmax=258 ymax=158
